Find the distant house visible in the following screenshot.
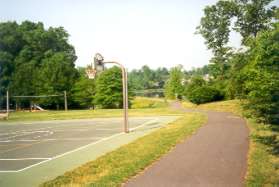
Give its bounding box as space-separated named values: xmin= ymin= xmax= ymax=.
xmin=203 ymin=74 xmax=212 ymax=81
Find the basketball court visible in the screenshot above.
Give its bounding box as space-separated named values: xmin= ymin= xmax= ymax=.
xmin=0 ymin=116 xmax=178 ymax=173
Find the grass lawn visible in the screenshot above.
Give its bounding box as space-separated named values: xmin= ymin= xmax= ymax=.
xmin=131 ymin=96 xmax=168 ymax=109
xmin=183 ymin=100 xmax=279 ymax=186
xmin=182 ymin=100 xmax=243 ymax=114
xmin=3 ymin=108 xmax=184 ymax=122
xmin=245 ymin=120 xmax=279 ymax=186
xmin=41 ymin=113 xmax=206 ymax=186
xmin=1 ymin=97 xmax=181 ymax=122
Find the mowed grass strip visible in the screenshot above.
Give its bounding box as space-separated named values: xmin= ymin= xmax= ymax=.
xmin=246 ymin=120 xmax=279 ymax=186
xmin=41 ymin=113 xmax=206 ymax=187
xmin=3 ymin=108 xmax=184 ymax=122
xmin=131 ymin=97 xmax=168 ymax=109
xmin=182 ymin=99 xmax=243 ymax=115
xmin=2 ymin=97 xmax=182 ymax=122
xmin=183 ymin=100 xmax=279 ymax=186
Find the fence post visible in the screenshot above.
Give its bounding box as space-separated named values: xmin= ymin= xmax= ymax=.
xmin=6 ymin=90 xmax=9 ymax=118
xmin=64 ymin=91 xmax=68 ymax=111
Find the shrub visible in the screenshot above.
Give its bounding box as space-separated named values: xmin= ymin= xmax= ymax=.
xmin=187 ymin=86 xmax=223 ymax=104
xmin=241 ymin=23 xmax=279 ymax=124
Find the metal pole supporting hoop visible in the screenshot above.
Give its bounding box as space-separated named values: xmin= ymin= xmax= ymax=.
xmin=86 ymin=53 xmax=129 ymax=133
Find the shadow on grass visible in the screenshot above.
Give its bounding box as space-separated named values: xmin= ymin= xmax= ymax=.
xmin=270 ymin=124 xmax=279 ymax=132
xmin=253 ymin=124 xmax=279 ymax=156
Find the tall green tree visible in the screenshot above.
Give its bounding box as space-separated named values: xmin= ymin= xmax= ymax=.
xmin=71 ymin=68 xmax=95 ymax=109
xmin=0 ymin=21 xmax=78 ymax=109
xmin=142 ymin=65 xmax=154 ymax=89
xmin=128 ymin=69 xmax=144 ymax=91
xmin=241 ymin=23 xmax=279 ymax=124
xmin=94 ymin=67 xmax=133 ymax=109
xmin=164 ymin=65 xmax=184 ymax=99
xmin=234 ymin=0 xmax=277 ymax=42
xmin=128 ymin=66 xmax=169 ymax=97
xmin=197 ymin=0 xmax=277 ymax=78
xmin=154 ymin=67 xmax=169 ymax=88
xmin=0 ymin=22 xmax=23 ymax=99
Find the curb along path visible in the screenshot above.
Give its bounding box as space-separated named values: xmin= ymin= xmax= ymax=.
xmin=125 ymin=102 xmax=249 ymax=187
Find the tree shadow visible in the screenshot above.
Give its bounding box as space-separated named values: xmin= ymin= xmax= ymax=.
xmin=254 ymin=132 xmax=279 ymax=156
xmin=270 ymin=124 xmax=279 ymax=132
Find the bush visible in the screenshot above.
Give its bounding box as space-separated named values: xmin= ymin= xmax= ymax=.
xmin=241 ymin=23 xmax=279 ymax=124
xmin=187 ymin=86 xmax=223 ymax=104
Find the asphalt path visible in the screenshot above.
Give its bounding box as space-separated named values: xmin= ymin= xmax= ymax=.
xmin=125 ymin=103 xmax=249 ymax=187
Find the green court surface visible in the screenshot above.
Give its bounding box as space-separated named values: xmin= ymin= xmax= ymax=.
xmin=0 ymin=116 xmax=180 ymax=187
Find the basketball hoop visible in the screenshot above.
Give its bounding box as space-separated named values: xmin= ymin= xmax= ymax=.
xmin=86 ymin=67 xmax=97 ymax=79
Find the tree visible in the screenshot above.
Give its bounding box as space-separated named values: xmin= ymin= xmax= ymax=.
xmin=197 ymin=1 xmax=237 ymax=55
xmin=94 ymin=66 xmax=133 ymax=109
xmin=154 ymin=67 xmax=169 ymax=88
xmin=128 ymin=66 xmax=169 ymax=97
xmin=234 ymin=0 xmax=277 ymax=42
xmin=164 ymin=65 xmax=184 ymax=99
xmin=197 ymin=0 xmax=276 ymax=78
xmin=0 ymin=21 xmax=78 ymax=109
xmin=226 ymin=51 xmax=251 ymax=99
xmin=185 ymin=76 xmax=206 ymax=93
xmin=142 ymin=65 xmax=154 ymax=89
xmin=0 ymin=22 xmax=23 ymax=97
xmin=241 ymin=23 xmax=279 ymax=124
xmin=128 ymin=69 xmax=144 ymax=91
xmin=71 ymin=68 xmax=95 ymax=109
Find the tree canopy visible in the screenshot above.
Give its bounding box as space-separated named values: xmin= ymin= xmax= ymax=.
xmin=196 ymin=0 xmax=278 ymax=123
xmin=196 ymin=0 xmax=277 ymax=79
xmin=0 ymin=21 xmax=78 ymax=109
xmin=241 ymin=22 xmax=279 ymax=123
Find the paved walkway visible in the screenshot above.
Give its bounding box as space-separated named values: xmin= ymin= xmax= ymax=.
xmin=125 ymin=102 xmax=249 ymax=187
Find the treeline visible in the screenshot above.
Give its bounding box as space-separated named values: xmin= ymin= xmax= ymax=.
xmin=0 ymin=21 xmax=170 ymax=110
xmin=128 ymin=66 xmax=169 ymax=97
xmin=1 ymin=0 xmax=278 ymax=125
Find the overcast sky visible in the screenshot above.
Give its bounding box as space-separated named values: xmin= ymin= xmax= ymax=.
xmin=0 ymin=0 xmax=244 ymax=70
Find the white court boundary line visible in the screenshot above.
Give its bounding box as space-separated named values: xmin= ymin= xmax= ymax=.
xmin=0 ymin=158 xmax=51 ymax=161
xmin=0 ymin=137 xmax=103 ymax=143
xmin=0 ymin=118 xmax=158 ymax=173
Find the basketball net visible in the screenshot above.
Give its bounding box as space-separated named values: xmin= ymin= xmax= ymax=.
xmin=85 ymin=67 xmax=97 ymax=79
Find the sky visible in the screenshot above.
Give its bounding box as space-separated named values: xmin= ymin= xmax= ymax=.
xmin=0 ymin=0 xmax=243 ymax=70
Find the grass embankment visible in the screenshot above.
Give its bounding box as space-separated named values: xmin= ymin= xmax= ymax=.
xmin=41 ymin=113 xmax=206 ymax=186
xmin=183 ymin=100 xmax=279 ymax=186
xmin=131 ymin=97 xmax=168 ymax=108
xmin=182 ymin=99 xmax=242 ymax=114
xmin=3 ymin=97 xmax=181 ymax=122
xmin=246 ymin=120 xmax=279 ymax=186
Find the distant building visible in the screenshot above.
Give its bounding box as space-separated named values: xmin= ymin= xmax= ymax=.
xmin=203 ymin=74 xmax=212 ymax=81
